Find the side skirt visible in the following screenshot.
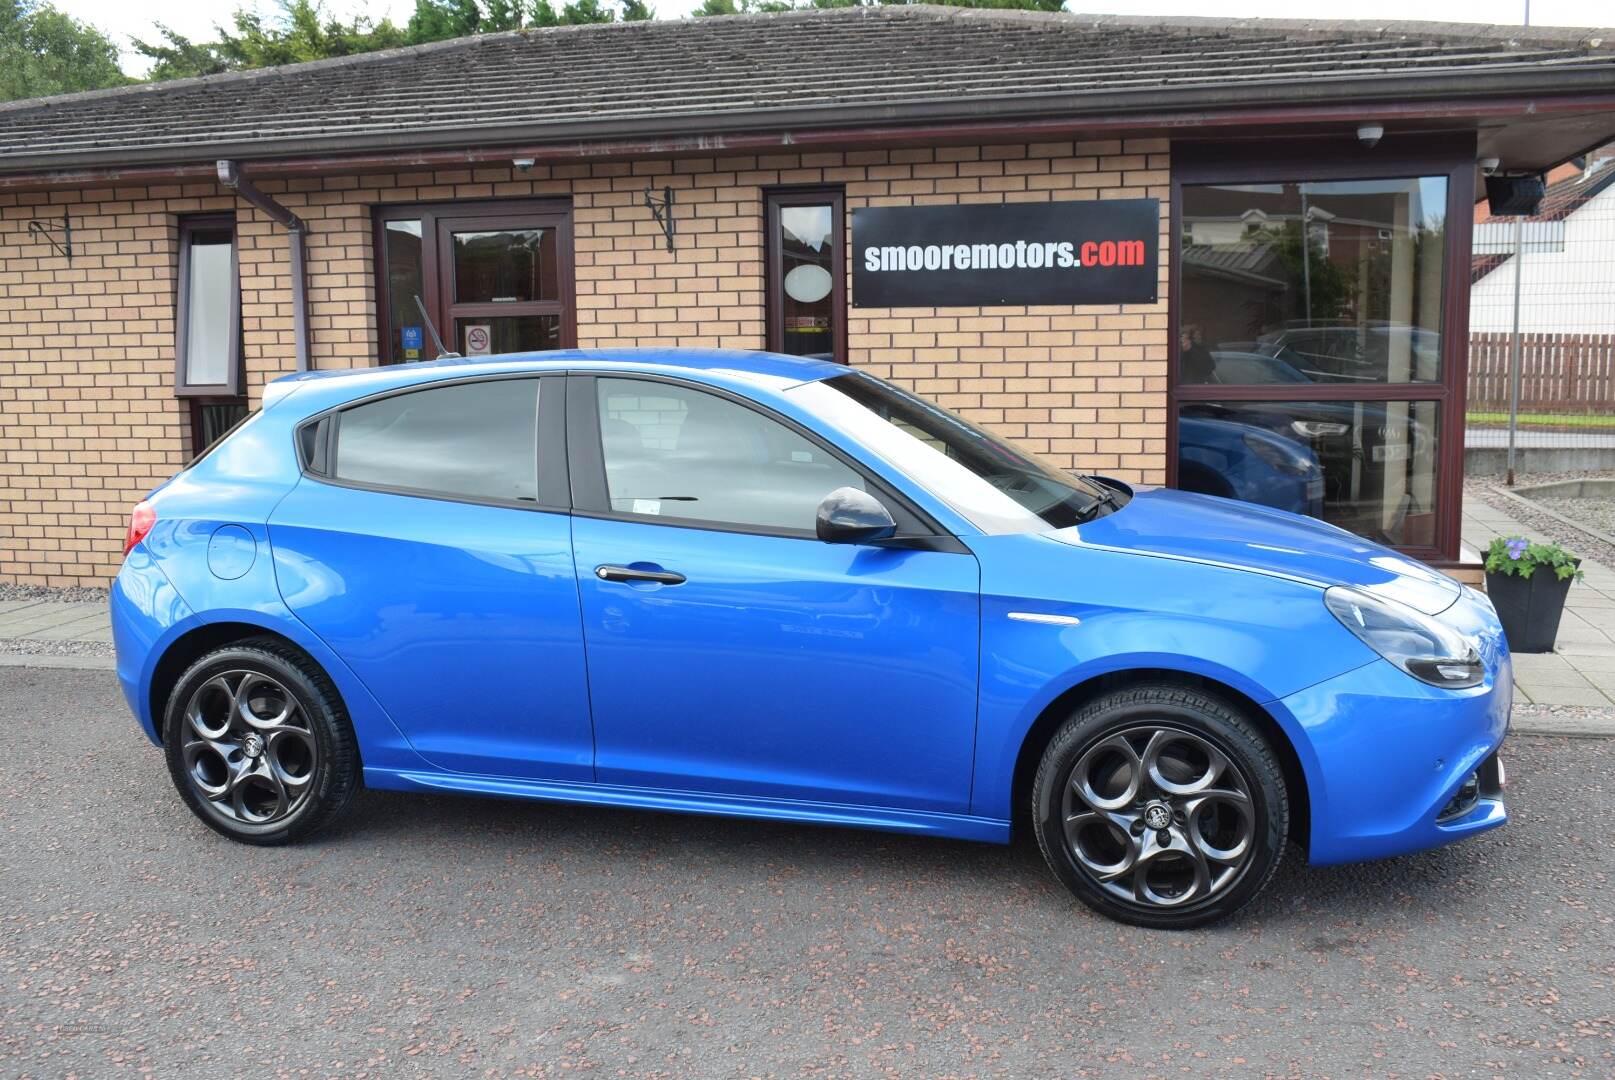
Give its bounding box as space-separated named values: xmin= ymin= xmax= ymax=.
xmin=364 ymin=767 xmax=1012 ymax=844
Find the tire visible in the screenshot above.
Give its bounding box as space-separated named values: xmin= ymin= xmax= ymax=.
xmin=1032 ymin=683 xmax=1288 ymax=929
xmin=162 ymin=637 xmax=360 ymax=845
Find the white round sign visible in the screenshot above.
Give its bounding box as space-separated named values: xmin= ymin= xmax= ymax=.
xmin=783 ymin=264 xmax=833 ymax=305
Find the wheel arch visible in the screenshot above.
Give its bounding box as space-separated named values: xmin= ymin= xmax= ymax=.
xmin=148 ymin=621 xmax=317 ymax=743
xmin=1008 ymin=667 xmax=1311 ymax=849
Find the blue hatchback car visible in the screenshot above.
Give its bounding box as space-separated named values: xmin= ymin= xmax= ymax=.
xmin=113 ymin=350 xmax=1510 ymax=928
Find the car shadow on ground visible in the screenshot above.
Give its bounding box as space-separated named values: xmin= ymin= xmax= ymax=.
xmin=308 ymin=782 xmax=1504 ymax=933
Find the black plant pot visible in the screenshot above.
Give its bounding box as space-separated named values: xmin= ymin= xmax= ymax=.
xmin=1486 ymin=563 xmax=1577 ymax=654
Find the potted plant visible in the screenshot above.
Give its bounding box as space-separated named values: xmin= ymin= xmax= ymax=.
xmin=1483 ymin=536 xmax=1584 ymax=653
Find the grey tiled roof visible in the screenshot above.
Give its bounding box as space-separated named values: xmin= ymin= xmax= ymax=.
xmin=2 ymin=6 xmax=1613 ymax=172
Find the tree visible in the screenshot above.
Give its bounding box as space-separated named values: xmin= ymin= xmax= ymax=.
xmin=134 ymin=0 xmax=407 ymax=81
xmin=407 ymin=0 xmax=649 ymax=40
xmin=697 ymin=0 xmax=1064 ymax=13
xmin=1 ymin=0 xmax=129 ymax=101
xmin=134 ymin=0 xmax=655 ymax=80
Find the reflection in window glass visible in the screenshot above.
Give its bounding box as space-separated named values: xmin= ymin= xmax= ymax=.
xmin=598 ymin=378 xmax=861 ymax=531
xmin=455 ymin=315 xmax=560 ymax=356
xmin=777 ymin=204 xmax=836 ymax=360
xmin=1177 ymin=400 xmax=1439 ymax=548
xmin=383 ymin=220 xmax=425 ymax=362
xmin=1179 ymin=178 xmax=1446 ymax=385
xmin=335 ymin=380 xmax=539 ymax=502
xmin=453 ymin=229 xmax=558 ymax=303
xmin=182 ymin=228 xmax=235 ymax=386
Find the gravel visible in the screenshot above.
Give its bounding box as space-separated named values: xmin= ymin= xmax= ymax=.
xmin=0 ymin=582 xmax=109 ymax=605
xmin=1536 ymin=497 xmax=1615 ymax=539
xmin=3 ymin=667 xmax=1614 ymax=1078
xmin=0 ymin=637 xmax=115 ymax=658
xmin=1468 ymin=472 xmax=1615 ymax=569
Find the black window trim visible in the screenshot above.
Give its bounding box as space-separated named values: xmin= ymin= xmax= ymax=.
xmin=296 ymin=372 xmax=570 ymax=513
xmin=175 ymin=213 xmax=244 ymax=398
xmin=565 ymin=371 xmax=966 ymax=552
xmin=764 ymin=186 xmax=847 ymax=365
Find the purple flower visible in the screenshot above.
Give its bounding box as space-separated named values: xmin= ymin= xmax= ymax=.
xmin=1505 ymin=539 xmax=1529 ymax=561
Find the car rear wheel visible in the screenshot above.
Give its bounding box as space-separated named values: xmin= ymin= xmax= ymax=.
xmin=1032 ymin=683 xmax=1289 ymax=929
xmin=163 ymin=638 xmax=360 ymax=845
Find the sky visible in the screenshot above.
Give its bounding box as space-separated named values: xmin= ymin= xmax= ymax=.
xmin=54 ymin=0 xmax=1615 ymax=77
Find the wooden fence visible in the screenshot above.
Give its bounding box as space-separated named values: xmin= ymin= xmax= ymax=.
xmin=1467 ymin=332 xmax=1615 ymax=414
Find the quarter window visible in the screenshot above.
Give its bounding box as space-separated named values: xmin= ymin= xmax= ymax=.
xmin=597 ymin=378 xmax=862 ymax=532
xmin=333 ymin=379 xmax=540 ymax=503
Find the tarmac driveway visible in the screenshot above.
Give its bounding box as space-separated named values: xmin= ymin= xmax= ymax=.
xmin=1 ymin=666 xmax=1611 ymax=1077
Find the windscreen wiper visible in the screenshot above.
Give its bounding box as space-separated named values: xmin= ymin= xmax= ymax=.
xmin=1074 ymin=481 xmax=1119 ymax=523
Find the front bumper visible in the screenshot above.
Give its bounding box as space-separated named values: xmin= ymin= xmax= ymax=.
xmin=1278 ymin=651 xmax=1511 ymax=866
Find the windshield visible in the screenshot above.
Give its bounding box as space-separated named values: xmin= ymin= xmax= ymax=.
xmin=800 ymin=370 xmax=1120 ymax=533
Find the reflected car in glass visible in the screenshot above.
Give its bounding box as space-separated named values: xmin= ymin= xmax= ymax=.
xmin=112 ymin=350 xmax=1510 ymax=928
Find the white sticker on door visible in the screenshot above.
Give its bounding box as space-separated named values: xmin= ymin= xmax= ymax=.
xmin=464 ymin=324 xmax=492 ymax=355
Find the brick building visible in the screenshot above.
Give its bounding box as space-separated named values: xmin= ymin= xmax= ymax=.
xmin=2 ymin=7 xmax=1614 ymax=586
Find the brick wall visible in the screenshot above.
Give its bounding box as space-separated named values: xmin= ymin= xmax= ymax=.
xmin=0 ymin=139 xmax=1170 ymax=586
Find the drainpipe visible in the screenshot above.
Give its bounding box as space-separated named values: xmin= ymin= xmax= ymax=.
xmin=216 ymin=160 xmax=311 ymax=373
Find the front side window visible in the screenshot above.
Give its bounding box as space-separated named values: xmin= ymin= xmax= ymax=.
xmin=176 ymin=215 xmax=241 ymax=395
xmin=333 ymin=379 xmax=540 ymax=503
xmin=766 ymin=188 xmax=845 ymax=363
xmin=597 ymin=378 xmax=862 ymax=532
xmin=800 ymin=371 xmax=1118 ymax=534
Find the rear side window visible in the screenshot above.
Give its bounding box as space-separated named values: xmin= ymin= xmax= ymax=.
xmin=333 ymin=379 xmax=540 ymax=503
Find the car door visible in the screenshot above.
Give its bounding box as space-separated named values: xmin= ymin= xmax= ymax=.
xmin=269 ymin=373 xmax=595 ymax=781
xmin=568 ymin=373 xmax=981 ymax=814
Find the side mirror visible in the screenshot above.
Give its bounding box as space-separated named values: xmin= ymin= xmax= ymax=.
xmin=815 ymin=487 xmax=897 ymax=544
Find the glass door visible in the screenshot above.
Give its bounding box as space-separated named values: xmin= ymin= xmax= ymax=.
xmin=376 ymin=201 xmax=575 ymax=363
xmin=437 ymin=213 xmax=567 ymax=357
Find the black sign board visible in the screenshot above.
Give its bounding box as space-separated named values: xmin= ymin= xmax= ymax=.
xmin=851 ymin=199 xmax=1159 ymax=308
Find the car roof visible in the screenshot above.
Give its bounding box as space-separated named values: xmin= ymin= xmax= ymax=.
xmin=266 ymin=348 xmax=849 ymax=413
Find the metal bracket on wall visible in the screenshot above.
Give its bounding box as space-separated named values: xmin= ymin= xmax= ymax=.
xmin=643 ymin=184 xmax=675 ymax=252
xmin=26 ymin=210 xmax=71 ymax=263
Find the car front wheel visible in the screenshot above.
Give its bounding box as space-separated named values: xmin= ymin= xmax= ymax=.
xmin=163 ymin=638 xmax=360 ymax=845
xmin=1032 ymin=683 xmax=1289 ymax=929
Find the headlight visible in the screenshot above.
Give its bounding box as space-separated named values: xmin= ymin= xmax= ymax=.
xmin=1324 ymin=586 xmax=1484 ymax=689
xmin=1292 ymin=420 xmax=1350 ymax=438
xmin=1242 ymin=432 xmax=1313 ymax=476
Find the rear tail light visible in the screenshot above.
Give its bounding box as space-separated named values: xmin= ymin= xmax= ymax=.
xmin=123 ymin=500 xmax=156 ymax=556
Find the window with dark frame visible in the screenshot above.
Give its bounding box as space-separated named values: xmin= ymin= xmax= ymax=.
xmin=375 ymin=200 xmax=576 ymax=365
xmin=331 ymin=379 xmax=542 ymax=504
xmin=1170 ymin=142 xmax=1475 ymax=564
xmin=766 ymin=188 xmax=846 ymax=364
xmin=175 ymin=214 xmax=247 ymax=457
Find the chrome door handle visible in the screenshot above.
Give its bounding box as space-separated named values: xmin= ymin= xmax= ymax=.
xmin=595 ymin=565 xmax=686 ymax=585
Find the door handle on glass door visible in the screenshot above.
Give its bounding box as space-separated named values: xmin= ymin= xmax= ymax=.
xmin=595 ymin=565 xmax=687 ymax=586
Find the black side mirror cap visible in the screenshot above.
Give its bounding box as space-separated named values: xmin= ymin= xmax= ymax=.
xmin=815 ymin=486 xmax=898 ymax=544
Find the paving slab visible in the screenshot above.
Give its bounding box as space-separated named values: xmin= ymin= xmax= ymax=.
xmin=1512 ymin=665 xmax=1600 ymax=688
xmin=1517 ymin=683 xmax=1613 ymax=707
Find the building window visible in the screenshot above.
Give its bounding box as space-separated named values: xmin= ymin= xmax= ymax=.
xmin=1173 ymin=148 xmax=1471 ymax=563
xmin=766 ymin=188 xmax=846 ymax=364
xmin=175 ymin=215 xmax=242 ymax=396
xmin=375 ymin=200 xmax=575 ymax=364
xmin=188 ymin=399 xmax=250 ymax=461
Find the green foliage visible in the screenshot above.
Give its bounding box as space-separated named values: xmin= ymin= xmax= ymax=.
xmin=134 ymin=0 xmax=407 ymax=80
xmin=405 ymin=0 xmax=650 ymax=39
xmin=1484 ymin=536 xmax=1583 ymax=582
xmin=133 ymin=0 xmax=655 ymax=83
xmin=1 ymin=0 xmax=129 ymax=101
xmin=696 ymin=0 xmax=1063 ymax=14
